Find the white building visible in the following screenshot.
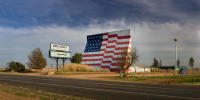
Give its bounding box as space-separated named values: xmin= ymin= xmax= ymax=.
xmin=128 ymin=65 xmax=150 ymax=73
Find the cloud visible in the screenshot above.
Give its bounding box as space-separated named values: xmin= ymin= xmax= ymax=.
xmin=1 ymin=0 xmax=200 ymax=27
xmin=0 ymin=19 xmax=200 ymax=67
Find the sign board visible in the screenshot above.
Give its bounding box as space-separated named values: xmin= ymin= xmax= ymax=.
xmin=50 ymin=43 xmax=69 ymax=52
xmin=49 ymin=50 xmax=70 ymax=58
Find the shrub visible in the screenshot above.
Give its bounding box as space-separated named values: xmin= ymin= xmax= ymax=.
xmin=62 ymin=63 xmax=95 ymax=72
xmin=71 ymin=53 xmax=82 ymax=64
xmin=7 ymin=61 xmax=25 ymax=72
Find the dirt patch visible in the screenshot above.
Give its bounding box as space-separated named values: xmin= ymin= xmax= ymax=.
xmin=53 ymin=73 xmax=118 ymax=80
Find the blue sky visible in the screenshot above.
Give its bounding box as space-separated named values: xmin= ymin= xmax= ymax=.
xmin=0 ymin=0 xmax=200 ymax=67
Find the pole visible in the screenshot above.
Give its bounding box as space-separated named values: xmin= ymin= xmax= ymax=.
xmin=175 ymin=41 xmax=177 ymax=67
xmin=56 ymin=58 xmax=58 ymax=71
xmin=174 ymin=38 xmax=178 ymax=75
xmin=63 ymin=59 xmax=65 ymax=68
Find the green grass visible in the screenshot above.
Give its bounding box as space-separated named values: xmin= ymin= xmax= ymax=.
xmin=112 ymin=75 xmax=200 ymax=84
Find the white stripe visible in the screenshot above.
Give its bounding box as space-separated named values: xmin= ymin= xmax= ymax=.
xmin=117 ymin=38 xmax=131 ymax=42
xmin=82 ymin=56 xmax=103 ymax=60
xmin=104 ymin=48 xmax=115 ymax=51
xmin=82 ymin=61 xmax=102 ymax=64
xmin=101 ymin=63 xmax=111 ymax=66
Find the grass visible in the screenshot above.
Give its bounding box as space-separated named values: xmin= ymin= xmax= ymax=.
xmin=0 ymin=83 xmax=93 ymax=100
xmin=111 ymin=75 xmax=200 ymax=85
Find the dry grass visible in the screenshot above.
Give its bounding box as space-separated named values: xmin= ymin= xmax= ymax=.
xmin=150 ymin=68 xmax=200 ymax=75
xmin=61 ymin=63 xmax=96 ymax=72
xmin=0 ymin=83 xmax=93 ymax=100
xmin=150 ymin=68 xmax=175 ymax=73
xmin=186 ymin=69 xmax=200 ymax=75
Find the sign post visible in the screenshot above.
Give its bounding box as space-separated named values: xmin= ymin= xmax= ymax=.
xmin=49 ymin=43 xmax=71 ymax=71
xmin=62 ymin=59 xmax=65 ymax=68
xmin=56 ymin=58 xmax=58 ymax=71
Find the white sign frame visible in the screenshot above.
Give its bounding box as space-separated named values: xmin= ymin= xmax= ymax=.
xmin=50 ymin=43 xmax=69 ymax=52
xmin=49 ymin=50 xmax=71 ymax=58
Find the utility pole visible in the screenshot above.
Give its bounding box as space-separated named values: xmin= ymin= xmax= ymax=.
xmin=174 ymin=38 xmax=178 ymax=75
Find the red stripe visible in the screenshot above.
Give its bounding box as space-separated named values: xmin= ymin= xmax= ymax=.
xmin=101 ymin=66 xmax=110 ymax=68
xmin=102 ymin=61 xmax=112 ymax=63
xmin=102 ymin=33 xmax=108 ymax=35
xmin=82 ymin=59 xmax=102 ymax=62
xmin=106 ymin=45 xmax=115 ymax=48
xmin=108 ymin=40 xmax=117 ymax=43
xmin=83 ymin=54 xmax=104 ymax=57
xmin=114 ymin=52 xmax=132 ymax=55
xmin=100 ymin=49 xmax=106 ymax=51
xmin=103 ymin=38 xmax=108 ymax=41
xmin=103 ymin=55 xmax=113 ymax=58
xmin=115 ymin=47 xmax=130 ymax=50
xmin=105 ymin=51 xmax=114 ymax=53
xmin=101 ymin=44 xmax=106 ymax=46
xmin=118 ymin=35 xmax=131 ymax=39
xmin=117 ymin=41 xmax=130 ymax=45
xmin=112 ymin=57 xmax=126 ymax=60
xmin=111 ymin=63 xmax=121 ymax=66
xmin=108 ymin=34 xmax=118 ymax=38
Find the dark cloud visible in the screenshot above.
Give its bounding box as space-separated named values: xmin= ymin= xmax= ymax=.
xmin=0 ymin=0 xmax=200 ymax=27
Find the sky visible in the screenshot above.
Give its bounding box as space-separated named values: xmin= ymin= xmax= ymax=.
xmin=0 ymin=0 xmax=200 ymax=68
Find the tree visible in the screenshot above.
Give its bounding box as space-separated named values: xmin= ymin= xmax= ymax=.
xmin=71 ymin=53 xmax=82 ymax=64
xmin=7 ymin=61 xmax=25 ymax=72
xmin=177 ymin=59 xmax=180 ymax=66
xmin=118 ymin=48 xmax=139 ymax=77
xmin=188 ymin=57 xmax=195 ymax=69
xmin=152 ymin=58 xmax=159 ymax=67
xmin=27 ymin=48 xmax=47 ymax=69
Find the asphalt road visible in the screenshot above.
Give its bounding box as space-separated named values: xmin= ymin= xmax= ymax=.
xmin=0 ymin=74 xmax=200 ymax=100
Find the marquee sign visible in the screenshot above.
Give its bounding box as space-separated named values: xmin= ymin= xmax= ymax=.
xmin=50 ymin=43 xmax=69 ymax=52
xmin=49 ymin=43 xmax=71 ymax=58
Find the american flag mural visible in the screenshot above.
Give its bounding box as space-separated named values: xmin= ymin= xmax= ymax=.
xmin=81 ymin=29 xmax=132 ymax=70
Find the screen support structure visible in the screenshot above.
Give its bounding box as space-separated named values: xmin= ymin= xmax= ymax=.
xmin=49 ymin=43 xmax=71 ymax=71
xmin=62 ymin=59 xmax=65 ymax=69
xmin=54 ymin=58 xmax=66 ymax=71
xmin=56 ymin=58 xmax=59 ymax=71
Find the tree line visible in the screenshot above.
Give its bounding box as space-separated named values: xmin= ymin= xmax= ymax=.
xmin=152 ymin=57 xmax=196 ymax=69
xmin=6 ymin=47 xmax=197 ymax=73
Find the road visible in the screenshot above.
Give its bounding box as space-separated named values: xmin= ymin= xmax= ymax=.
xmin=0 ymin=74 xmax=200 ymax=100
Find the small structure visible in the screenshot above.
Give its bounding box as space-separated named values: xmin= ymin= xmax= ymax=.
xmin=128 ymin=65 xmax=150 ymax=73
xmin=157 ymin=66 xmax=188 ymax=75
